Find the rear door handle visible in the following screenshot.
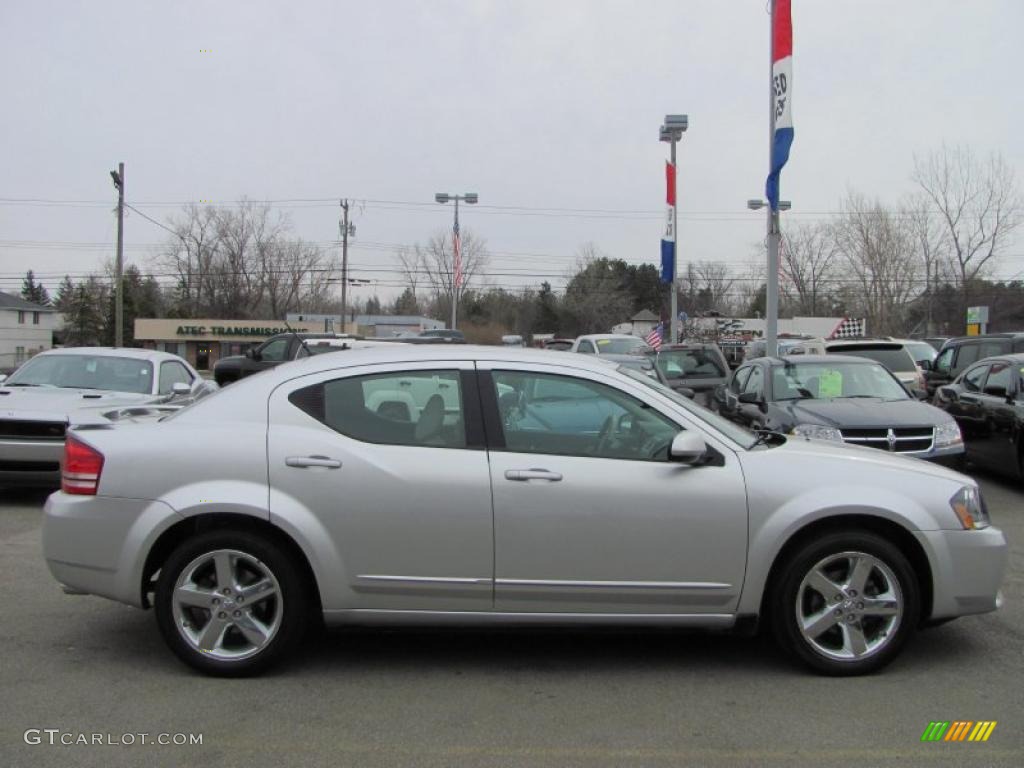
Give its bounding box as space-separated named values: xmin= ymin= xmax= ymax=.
xmin=505 ymin=469 xmax=563 ymax=482
xmin=286 ymin=455 xmax=342 ymax=469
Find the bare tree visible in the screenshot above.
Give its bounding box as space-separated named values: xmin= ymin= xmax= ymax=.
xmin=912 ymin=146 xmax=1023 ymax=311
xmin=779 ymin=221 xmax=838 ymax=316
xmin=833 ymin=192 xmax=921 ymax=335
xmin=417 ymin=228 xmax=490 ymax=319
xmin=394 ymin=245 xmax=423 ymax=301
xmin=902 ymin=193 xmax=953 ymax=335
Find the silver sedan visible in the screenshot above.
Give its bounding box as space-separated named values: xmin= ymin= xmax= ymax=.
xmin=42 ymin=346 xmax=1007 ymax=676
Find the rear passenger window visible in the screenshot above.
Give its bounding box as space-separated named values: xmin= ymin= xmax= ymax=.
xmin=289 ymin=370 xmax=466 ymax=448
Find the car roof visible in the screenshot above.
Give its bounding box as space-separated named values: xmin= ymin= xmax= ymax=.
xmin=754 ymin=354 xmax=880 ymax=366
xmin=944 ymin=332 xmax=1024 ymax=343
xmin=576 ymin=333 xmax=645 ymax=341
xmin=35 ymin=346 xmax=184 ymax=363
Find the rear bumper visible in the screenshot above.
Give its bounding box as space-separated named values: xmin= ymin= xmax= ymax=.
xmin=915 ymin=527 xmax=1008 ymax=619
xmin=0 ymin=438 xmax=63 ymax=487
xmin=43 ymin=492 xmax=183 ymax=608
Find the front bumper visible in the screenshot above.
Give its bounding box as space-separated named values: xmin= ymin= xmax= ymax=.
xmin=0 ymin=438 xmax=63 ymax=487
xmin=43 ymin=492 xmax=183 ymax=608
xmin=915 ymin=526 xmax=1008 ymax=619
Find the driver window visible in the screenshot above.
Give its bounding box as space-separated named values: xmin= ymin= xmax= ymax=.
xmin=730 ymin=367 xmax=752 ymax=393
xmin=259 ymin=338 xmax=289 ymax=362
xmin=962 ymin=365 xmax=988 ymax=393
xmin=934 ymin=347 xmax=954 ymax=375
xmin=491 ymin=371 xmax=679 ymax=461
xmin=741 ymin=366 xmax=764 ymax=398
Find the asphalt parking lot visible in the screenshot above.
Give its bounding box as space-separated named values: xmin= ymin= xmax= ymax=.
xmin=1 ymin=473 xmax=1022 ymax=768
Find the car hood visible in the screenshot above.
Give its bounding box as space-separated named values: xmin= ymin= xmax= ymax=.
xmin=0 ymin=387 xmax=155 ymax=422
xmin=766 ymin=433 xmax=969 ymax=484
xmin=779 ymin=398 xmax=951 ymax=428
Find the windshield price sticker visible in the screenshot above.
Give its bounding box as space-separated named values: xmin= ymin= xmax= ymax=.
xmin=818 ymin=369 xmax=843 ymax=398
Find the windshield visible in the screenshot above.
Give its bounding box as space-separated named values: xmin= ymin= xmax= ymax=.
xmin=829 ymin=345 xmax=916 ymax=372
xmin=6 ymin=354 xmax=154 ymax=394
xmin=597 ymin=338 xmax=650 ymax=355
xmin=618 ymin=365 xmax=757 ymax=449
xmin=772 ymin=361 xmax=909 ymax=401
xmin=653 ymin=349 xmax=726 ymax=379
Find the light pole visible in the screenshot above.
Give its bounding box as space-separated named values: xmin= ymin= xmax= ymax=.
xmin=747 ymin=198 xmax=790 ymax=356
xmin=660 ymin=114 xmax=687 ymax=344
xmin=110 ymin=164 xmax=125 ymax=347
xmin=434 ymin=192 xmax=478 ymax=331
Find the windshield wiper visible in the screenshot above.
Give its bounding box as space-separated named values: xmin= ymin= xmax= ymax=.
xmin=4 ymin=382 xmax=40 ymax=387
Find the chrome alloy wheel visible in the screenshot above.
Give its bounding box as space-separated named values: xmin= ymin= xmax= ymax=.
xmin=796 ymin=551 xmax=903 ymax=662
xmin=171 ymin=549 xmax=282 ymax=662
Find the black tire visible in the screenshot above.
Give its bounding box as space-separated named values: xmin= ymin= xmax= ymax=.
xmin=770 ymin=530 xmax=920 ymax=676
xmin=155 ymin=529 xmax=309 ymax=677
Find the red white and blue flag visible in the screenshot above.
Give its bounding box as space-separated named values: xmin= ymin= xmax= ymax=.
xmin=646 ymin=321 xmax=664 ymax=351
xmin=660 ymin=161 xmax=676 ymax=283
xmin=766 ymin=0 xmax=793 ymax=211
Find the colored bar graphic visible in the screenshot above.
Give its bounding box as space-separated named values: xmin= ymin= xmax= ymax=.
xmin=922 ymin=721 xmax=996 ymax=742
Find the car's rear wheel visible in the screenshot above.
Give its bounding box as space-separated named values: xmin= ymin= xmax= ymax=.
xmin=771 ymin=531 xmax=920 ymax=675
xmin=155 ymin=530 xmax=307 ymax=676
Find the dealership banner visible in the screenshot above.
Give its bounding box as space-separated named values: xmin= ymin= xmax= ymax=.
xmin=660 ymin=161 xmax=676 ymax=283
xmin=766 ymin=0 xmax=794 ymax=211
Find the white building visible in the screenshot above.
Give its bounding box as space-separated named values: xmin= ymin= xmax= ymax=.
xmin=0 ymin=291 xmax=57 ymax=370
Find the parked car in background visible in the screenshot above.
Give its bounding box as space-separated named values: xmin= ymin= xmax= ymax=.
xmin=43 ymin=345 xmax=1005 ymax=677
xmin=418 ymin=329 xmax=466 ymax=342
xmin=745 ymin=335 xmax=811 ymax=360
xmin=932 ymin=353 xmax=1024 ymax=479
xmin=645 ymin=343 xmax=729 ymax=408
xmin=501 ymin=335 xmax=525 ymax=347
xmin=541 ymin=338 xmax=574 ymax=351
xmin=713 ymin=355 xmax=963 ymax=463
xmin=0 ymin=347 xmax=212 ymax=488
xmin=569 ymin=334 xmax=651 ymax=356
xmin=926 ymin=333 xmax=1024 ymax=395
xmin=213 ymin=332 xmax=356 ymax=385
xmin=791 ymin=338 xmax=927 ymax=397
xmin=893 ymin=338 xmax=939 ymax=369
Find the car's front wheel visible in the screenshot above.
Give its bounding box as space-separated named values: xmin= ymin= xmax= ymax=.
xmin=770 ymin=531 xmax=920 ymax=675
xmin=155 ymin=530 xmax=308 ymax=676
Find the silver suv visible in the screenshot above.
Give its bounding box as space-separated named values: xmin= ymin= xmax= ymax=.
xmin=43 ymin=346 xmax=1006 ymax=677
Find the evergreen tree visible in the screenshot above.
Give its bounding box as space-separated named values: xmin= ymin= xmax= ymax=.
xmin=20 ymin=270 xmax=50 ymax=305
xmin=54 ymin=275 xmax=75 ymax=312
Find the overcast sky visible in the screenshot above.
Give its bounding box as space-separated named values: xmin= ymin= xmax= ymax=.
xmin=1 ymin=0 xmax=1021 ymax=303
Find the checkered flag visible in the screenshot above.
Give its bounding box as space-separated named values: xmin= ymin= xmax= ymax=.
xmin=828 ymin=318 xmax=866 ymax=339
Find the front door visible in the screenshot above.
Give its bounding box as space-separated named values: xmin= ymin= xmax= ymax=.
xmin=268 ymin=361 xmax=494 ymax=611
xmin=478 ymin=363 xmax=748 ymax=615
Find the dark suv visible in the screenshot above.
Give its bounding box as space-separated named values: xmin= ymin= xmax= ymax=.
xmin=213 ymin=333 xmax=348 ymax=385
xmin=926 ymin=333 xmax=1024 ymax=395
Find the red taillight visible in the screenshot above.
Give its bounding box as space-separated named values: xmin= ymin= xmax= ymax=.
xmin=62 ymin=435 xmax=104 ymax=495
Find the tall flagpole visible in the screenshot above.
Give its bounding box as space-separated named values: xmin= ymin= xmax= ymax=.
xmin=766 ymin=0 xmax=780 ymax=358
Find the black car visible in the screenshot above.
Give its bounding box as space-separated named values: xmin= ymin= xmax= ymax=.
xmin=644 ymin=343 xmax=729 ymax=408
xmin=213 ymin=333 xmax=349 ymax=385
xmin=926 ymin=332 xmax=1024 ymax=395
xmin=932 ymin=353 xmax=1024 ymax=479
xmin=713 ymin=355 xmax=964 ymax=462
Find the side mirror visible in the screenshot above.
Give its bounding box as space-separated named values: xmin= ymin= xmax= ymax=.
xmin=738 ymin=392 xmax=762 ymax=405
xmin=669 ymin=431 xmax=708 ymax=464
xmin=937 ymin=386 xmax=959 ymax=403
xmin=171 ymin=382 xmax=191 ymax=396
xmin=676 ymin=387 xmax=696 ymax=399
xmin=918 ymin=359 xmax=932 ymax=371
xmin=245 ymin=348 xmax=260 ymax=360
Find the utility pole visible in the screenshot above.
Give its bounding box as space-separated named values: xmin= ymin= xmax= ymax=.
xmin=339 ymin=199 xmax=350 ymax=332
xmin=110 ymin=163 xmax=125 ymax=347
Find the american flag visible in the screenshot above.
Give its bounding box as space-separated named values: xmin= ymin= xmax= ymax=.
xmin=453 ymin=205 xmax=462 ymax=289
xmin=646 ymin=322 xmax=664 ymax=351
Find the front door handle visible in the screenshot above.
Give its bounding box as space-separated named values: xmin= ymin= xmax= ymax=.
xmin=505 ymin=468 xmax=563 ymax=482
xmin=286 ymin=455 xmax=342 ymax=469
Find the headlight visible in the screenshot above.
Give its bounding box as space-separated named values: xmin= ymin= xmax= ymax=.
xmin=934 ymin=419 xmax=963 ymax=448
xmin=791 ymin=423 xmax=844 ymax=442
xmin=950 ymin=486 xmax=990 ymax=530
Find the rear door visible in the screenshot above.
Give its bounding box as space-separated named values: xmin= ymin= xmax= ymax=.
xmin=268 ymin=360 xmax=494 ymax=611
xmin=976 ymin=361 xmax=1020 ymax=475
xmin=477 ymin=362 xmax=748 ymax=616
